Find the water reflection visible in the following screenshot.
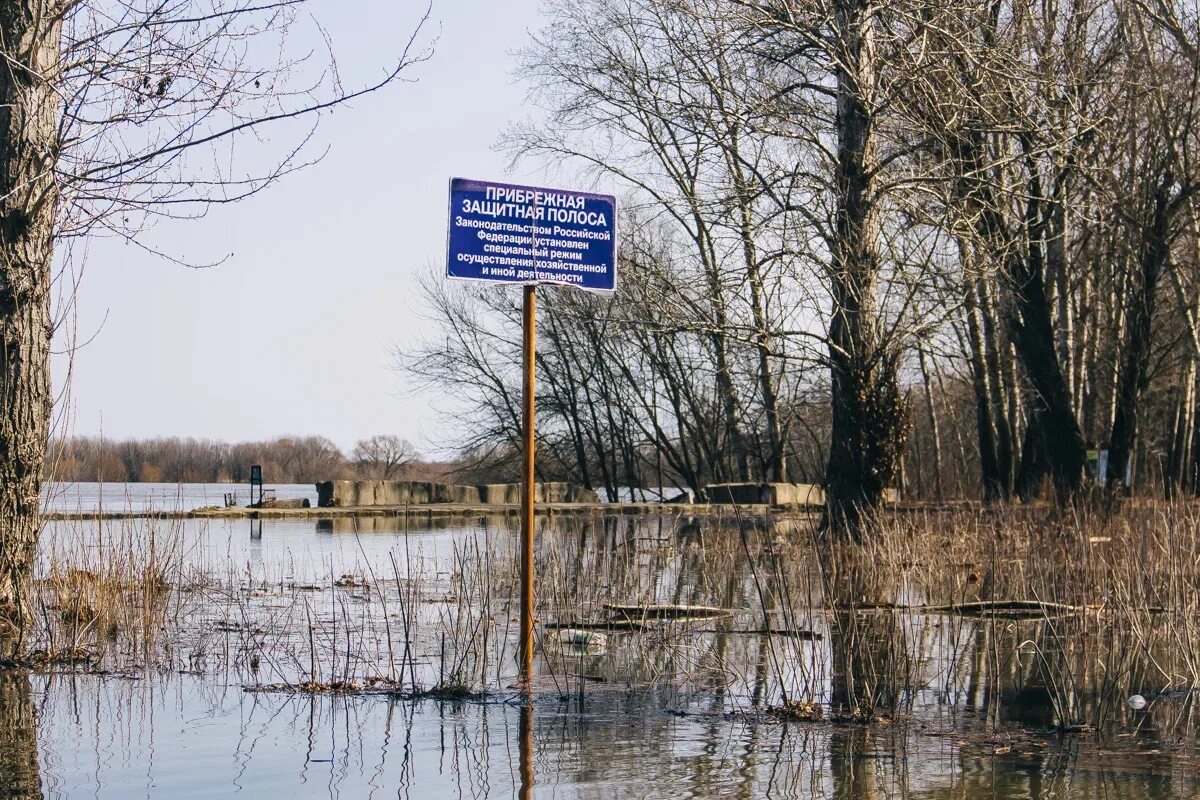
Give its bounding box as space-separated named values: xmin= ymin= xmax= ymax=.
xmin=2 ymin=673 xmax=1195 ymax=798
xmin=0 ymin=671 xmax=39 ymax=799
xmin=20 ymin=512 xmax=1200 ymax=797
xmin=827 ymin=551 xmax=903 ymax=719
xmin=518 ymin=703 xmax=533 ymax=800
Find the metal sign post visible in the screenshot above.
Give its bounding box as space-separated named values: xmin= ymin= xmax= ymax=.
xmin=446 ymin=177 xmax=617 ymax=689
xmin=519 ymin=283 xmax=537 ymax=684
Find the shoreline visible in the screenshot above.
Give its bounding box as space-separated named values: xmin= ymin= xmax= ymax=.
xmin=40 ymin=499 xmax=1009 ymax=522
xmin=43 ymin=501 xmax=792 ymax=522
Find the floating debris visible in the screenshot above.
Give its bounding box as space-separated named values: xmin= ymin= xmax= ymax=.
xmin=921 ymin=600 xmax=1083 ymax=618
xmin=768 ymin=700 xmax=823 ymax=721
xmin=25 ymin=648 xmax=100 ymax=669
xmin=603 ymin=603 xmax=728 ymax=619
xmin=847 ymin=600 xmax=1085 ymax=619
xmin=688 ymin=628 xmax=823 ymax=640
xmin=544 ymin=619 xmax=643 ymax=632
xmin=558 ymin=629 xmax=607 ymax=646
xmin=556 ymin=629 xmax=608 ymax=654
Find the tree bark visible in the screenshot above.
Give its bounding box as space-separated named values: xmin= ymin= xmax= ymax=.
xmin=0 ymin=1 xmax=64 ymax=653
xmin=948 ymin=128 xmax=1016 ymax=498
xmin=824 ymin=0 xmax=908 ymax=538
xmin=1165 ymin=364 xmax=1193 ymax=498
xmin=1108 ymin=182 xmax=1173 ymax=495
xmin=963 ymin=273 xmax=1004 ymax=500
xmin=1006 ymin=163 xmax=1086 ymax=501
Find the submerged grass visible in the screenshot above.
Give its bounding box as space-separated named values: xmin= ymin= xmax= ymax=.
xmin=15 ymin=502 xmax=1200 ymax=746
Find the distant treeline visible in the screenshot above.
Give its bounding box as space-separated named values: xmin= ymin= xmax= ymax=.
xmin=46 ymin=435 xmax=449 ymax=484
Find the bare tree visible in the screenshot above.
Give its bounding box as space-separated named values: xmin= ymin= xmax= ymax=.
xmin=1104 ymin=2 xmax=1200 ymax=495
xmin=402 ymin=0 xmax=1200 ymax=526
xmin=353 ymin=435 xmax=418 ymax=481
xmin=506 ymin=0 xmax=814 ymax=486
xmin=0 ymin=0 xmax=432 ymax=651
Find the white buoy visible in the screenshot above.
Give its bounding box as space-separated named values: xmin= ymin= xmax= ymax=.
xmin=1128 ymin=694 xmax=1147 ymax=710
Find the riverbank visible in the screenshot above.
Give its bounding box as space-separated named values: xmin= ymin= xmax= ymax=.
xmin=42 ymin=497 xmax=998 ymax=522
xmin=43 ymin=501 xmax=786 ymax=521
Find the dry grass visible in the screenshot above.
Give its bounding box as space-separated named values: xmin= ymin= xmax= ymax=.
xmin=19 ymin=503 xmax=1200 ymax=739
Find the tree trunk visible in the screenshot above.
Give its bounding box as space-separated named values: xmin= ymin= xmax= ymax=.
xmin=917 ymin=348 xmax=943 ymax=501
xmin=963 ymin=273 xmax=1004 ymax=500
xmin=726 ymin=131 xmax=787 ymax=482
xmin=690 ymin=208 xmax=750 ymax=483
xmin=0 ymin=2 xmax=64 ymax=653
xmin=1191 ymin=382 xmax=1200 ymax=495
xmin=1108 ymin=184 xmax=1173 ymax=495
xmin=950 ymin=130 xmax=1015 ymax=497
xmin=1165 ymin=364 xmax=1193 ymax=499
xmin=1006 ymin=163 xmax=1086 ymax=500
xmin=824 ymin=0 xmax=907 ymax=538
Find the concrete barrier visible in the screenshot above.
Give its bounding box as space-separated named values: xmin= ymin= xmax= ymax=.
xmin=703 ymin=482 xmax=826 ymax=507
xmin=374 ymin=481 xmax=435 ymax=505
xmin=476 ymin=482 xmax=599 ymax=504
xmin=316 ymin=480 xmax=445 ymax=507
xmin=316 ymin=481 xmax=359 ymax=507
xmin=704 ymin=483 xmax=765 ymax=504
xmin=435 ymin=483 xmax=483 ymax=504
xmin=316 ymin=480 xmax=597 ymax=507
xmin=765 ymin=483 xmax=824 ymax=507
xmin=477 ymin=483 xmax=522 ymax=505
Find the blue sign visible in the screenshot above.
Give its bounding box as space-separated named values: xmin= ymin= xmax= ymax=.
xmin=447 ymin=177 xmax=617 ymax=292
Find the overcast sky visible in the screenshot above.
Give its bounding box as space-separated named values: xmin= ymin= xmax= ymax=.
xmin=54 ymin=1 xmax=579 ymax=459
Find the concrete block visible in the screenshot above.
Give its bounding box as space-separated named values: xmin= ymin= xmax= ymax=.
xmin=564 ymin=484 xmax=600 ymax=503
xmin=434 ymin=483 xmax=482 ymax=504
xmin=316 ymin=480 xmax=360 ymax=507
xmin=704 ymin=483 xmax=767 ymax=504
xmin=478 ymin=484 xmax=521 ymax=504
xmin=476 ymin=482 xmax=598 ymax=504
xmin=705 ymin=482 xmax=826 ymax=507
xmin=319 ymin=480 xmax=598 ymax=507
xmin=766 ymin=483 xmax=824 ymax=507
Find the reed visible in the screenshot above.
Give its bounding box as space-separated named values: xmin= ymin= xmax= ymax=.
xmin=22 ymin=503 xmax=1200 ymax=740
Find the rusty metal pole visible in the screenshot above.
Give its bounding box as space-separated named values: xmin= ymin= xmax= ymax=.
xmin=519 ymin=283 xmax=537 ymax=688
xmin=518 ymin=701 xmax=535 ymax=799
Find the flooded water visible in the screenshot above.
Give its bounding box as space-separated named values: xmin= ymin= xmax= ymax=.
xmin=8 ymin=496 xmax=1200 ymax=797
xmin=40 ymin=481 xmax=665 ymax=513
xmin=7 ymin=671 xmax=1200 ymax=798
xmin=41 ymin=481 xmax=319 ymax=514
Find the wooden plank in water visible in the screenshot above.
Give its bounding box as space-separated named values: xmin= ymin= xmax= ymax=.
xmin=602 ymin=603 xmax=728 ymax=619
xmin=543 ymin=619 xmax=644 ymax=631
